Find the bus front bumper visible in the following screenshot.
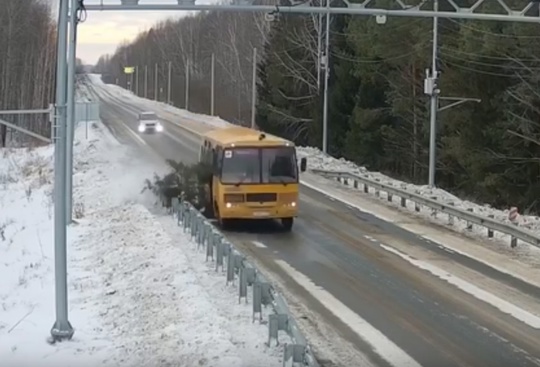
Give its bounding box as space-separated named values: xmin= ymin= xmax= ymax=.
xmin=219 ymin=203 xmax=298 ymax=219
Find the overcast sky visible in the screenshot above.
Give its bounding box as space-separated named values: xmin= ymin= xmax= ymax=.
xmin=51 ymin=0 xmax=196 ymax=65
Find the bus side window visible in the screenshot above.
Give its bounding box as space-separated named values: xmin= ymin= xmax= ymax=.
xmin=215 ymin=146 xmax=223 ymax=172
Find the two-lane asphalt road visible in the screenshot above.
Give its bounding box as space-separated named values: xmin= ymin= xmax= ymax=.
xmin=89 ymin=79 xmax=540 ymax=367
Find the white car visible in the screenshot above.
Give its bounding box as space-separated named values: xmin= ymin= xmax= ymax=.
xmin=137 ymin=111 xmax=163 ymax=133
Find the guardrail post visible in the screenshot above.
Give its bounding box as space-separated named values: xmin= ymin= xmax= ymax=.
xmin=343 ymin=177 xmax=348 ymax=186
xmin=353 ymin=179 xmax=358 ymax=189
xmin=487 ymin=214 xmax=494 ymax=237
xmin=448 ymin=202 xmax=454 ymax=226
xmin=239 ymin=267 xmax=255 ymax=304
xmin=216 ymin=239 xmax=228 ymax=271
xmin=430 ymin=197 xmax=437 ymax=218
xmin=206 ymin=230 xmax=216 ymax=260
xmin=466 ymin=208 xmax=473 ymax=230
xmin=268 ymin=313 xmax=289 ymax=346
xmin=283 ymin=344 xmax=307 ymax=367
xmin=387 ymin=192 xmax=393 ymax=202
xmin=400 ymin=197 xmax=406 ymax=208
xmin=511 ymin=236 xmax=517 ymax=248
xmin=363 ymin=183 xmax=368 ymax=193
xmin=253 ymin=279 xmax=271 ymax=323
xmin=415 ymin=202 xmax=420 ymax=212
xmin=227 ymin=251 xmax=236 ymax=284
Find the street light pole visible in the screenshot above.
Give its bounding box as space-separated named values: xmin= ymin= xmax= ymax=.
xmin=167 ymin=61 xmax=172 ymax=104
xmin=211 ymin=53 xmax=215 ymax=116
xmin=321 ymin=0 xmax=330 ymax=153
xmin=251 ymin=47 xmax=257 ymax=129
xmin=66 ymin=0 xmax=78 ymax=224
xmin=144 ymin=65 xmax=148 ymax=98
xmin=154 ymin=63 xmax=158 ymax=101
xmin=185 ymin=59 xmax=190 ymax=110
xmin=50 ymin=0 xmax=74 ymax=342
xmin=428 ymin=0 xmax=439 ymax=188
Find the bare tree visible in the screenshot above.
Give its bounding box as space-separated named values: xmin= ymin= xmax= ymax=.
xmin=0 ymin=0 xmax=57 ymax=147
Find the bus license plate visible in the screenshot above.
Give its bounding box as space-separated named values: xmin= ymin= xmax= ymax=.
xmin=253 ymin=211 xmax=270 ymax=217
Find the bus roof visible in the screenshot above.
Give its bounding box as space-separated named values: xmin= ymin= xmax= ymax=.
xmin=203 ymin=126 xmax=295 ymax=147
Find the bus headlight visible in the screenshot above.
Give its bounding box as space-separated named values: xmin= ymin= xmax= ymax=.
xmin=224 ymin=194 xmax=244 ymax=203
xmin=156 ymin=123 xmax=163 ymax=132
xmin=138 ymin=124 xmax=145 ymax=132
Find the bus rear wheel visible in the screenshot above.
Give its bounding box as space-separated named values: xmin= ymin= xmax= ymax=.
xmin=281 ymin=217 xmax=293 ymax=231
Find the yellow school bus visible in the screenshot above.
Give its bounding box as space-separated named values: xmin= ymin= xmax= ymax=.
xmin=199 ymin=126 xmax=307 ymax=231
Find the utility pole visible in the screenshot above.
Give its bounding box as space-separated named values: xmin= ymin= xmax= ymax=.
xmin=51 ymin=0 xmax=74 ymax=342
xmin=185 ymin=59 xmax=190 ymax=110
xmin=321 ymin=0 xmax=331 ymax=153
xmin=144 ymin=65 xmax=148 ymax=98
xmin=317 ymin=5 xmax=322 ymax=90
xmin=66 ymin=0 xmax=78 ymax=224
xmin=135 ymin=66 xmax=139 ymax=96
xmin=251 ymin=47 xmax=257 ymax=129
xmin=154 ymin=63 xmax=158 ymax=101
xmin=167 ymin=61 xmax=172 ymax=104
xmin=211 ymin=53 xmax=215 ymax=116
xmin=427 ymin=0 xmax=439 ymax=188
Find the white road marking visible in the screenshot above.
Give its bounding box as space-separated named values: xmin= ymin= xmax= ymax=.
xmin=119 ymin=120 xmax=148 ymax=146
xmin=274 ymin=259 xmax=423 ymax=367
xmin=380 ymin=244 xmax=540 ymax=329
xmin=251 ymin=241 xmax=267 ymax=248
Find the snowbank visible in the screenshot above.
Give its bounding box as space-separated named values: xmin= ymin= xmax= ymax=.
xmin=0 ymin=118 xmax=285 ymax=366
xmin=87 ymin=74 xmax=230 ymax=130
xmin=297 ymin=147 xmax=540 ymax=240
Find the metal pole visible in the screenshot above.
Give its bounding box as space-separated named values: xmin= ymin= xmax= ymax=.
xmin=66 ymin=0 xmax=78 ymax=224
xmin=85 ymin=103 xmax=88 ymax=140
xmin=154 ymin=63 xmax=158 ymax=101
xmin=135 ymin=66 xmax=139 ymax=96
xmin=317 ymin=7 xmax=322 ymax=90
xmin=167 ymin=61 xmax=172 ymax=104
xmin=428 ymin=0 xmax=439 ymax=188
xmin=211 ymin=53 xmax=215 ymax=116
xmin=251 ymin=47 xmax=257 ymax=129
xmin=144 ymin=65 xmax=148 ymax=98
xmin=185 ymin=59 xmax=190 ymax=110
xmin=322 ymin=0 xmax=330 ymax=153
xmin=51 ymin=0 xmax=74 ymax=341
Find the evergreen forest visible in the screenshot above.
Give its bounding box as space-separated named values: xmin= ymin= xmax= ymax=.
xmin=95 ymin=0 xmax=540 ymax=213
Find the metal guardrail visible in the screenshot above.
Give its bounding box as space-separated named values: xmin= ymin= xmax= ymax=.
xmin=172 ymin=197 xmax=320 ymax=367
xmin=311 ymin=169 xmax=540 ymax=249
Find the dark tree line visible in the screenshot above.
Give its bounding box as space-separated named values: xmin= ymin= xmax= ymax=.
xmin=0 ymin=0 xmax=58 ymax=147
xmin=96 ymin=0 xmax=540 ymax=213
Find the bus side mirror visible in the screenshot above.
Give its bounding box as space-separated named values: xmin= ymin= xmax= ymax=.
xmin=300 ymin=157 xmax=307 ymax=172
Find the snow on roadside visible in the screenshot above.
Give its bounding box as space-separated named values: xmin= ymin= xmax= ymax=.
xmin=87 ymin=74 xmax=230 ymax=129
xmin=1 ymin=118 xmax=286 ymax=366
xmin=297 ymin=147 xmax=540 ymax=247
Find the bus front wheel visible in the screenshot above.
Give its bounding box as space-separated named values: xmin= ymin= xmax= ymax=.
xmin=281 ymin=217 xmax=293 ymax=231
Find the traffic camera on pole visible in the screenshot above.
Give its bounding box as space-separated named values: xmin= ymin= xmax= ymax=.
xmin=424 ymin=68 xmax=440 ymax=97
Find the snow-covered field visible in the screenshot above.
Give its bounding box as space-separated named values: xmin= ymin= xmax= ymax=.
xmin=0 ymin=115 xmax=287 ymax=365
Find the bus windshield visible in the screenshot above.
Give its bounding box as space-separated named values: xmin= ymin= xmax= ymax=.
xmin=220 ymin=146 xmax=298 ymax=185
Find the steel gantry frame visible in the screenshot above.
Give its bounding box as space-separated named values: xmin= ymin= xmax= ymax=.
xmin=50 ymin=0 xmax=540 ymax=342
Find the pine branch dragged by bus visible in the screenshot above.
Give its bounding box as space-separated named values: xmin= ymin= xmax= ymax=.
xmin=142 ymin=159 xmax=213 ymax=214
